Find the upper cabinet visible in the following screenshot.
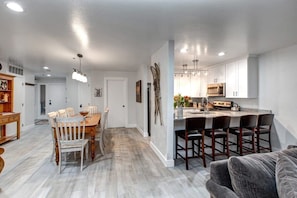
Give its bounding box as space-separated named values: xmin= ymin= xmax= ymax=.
xmin=207 ymin=64 xmax=226 ymax=84
xmin=225 ymin=56 xmax=258 ymax=98
xmin=0 ymin=73 xmax=14 ymax=112
xmin=174 ymin=74 xmax=207 ymax=97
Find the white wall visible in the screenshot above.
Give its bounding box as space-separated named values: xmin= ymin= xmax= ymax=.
xmin=24 ymin=69 xmax=35 ymax=129
xmin=136 ymin=65 xmax=149 ymax=136
xmin=258 ymin=44 xmax=297 ymax=149
xmin=83 ymin=70 xmax=137 ymax=127
xmin=150 ymin=40 xmax=175 ymax=167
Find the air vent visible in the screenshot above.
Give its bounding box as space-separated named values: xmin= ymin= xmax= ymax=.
xmin=9 ymin=64 xmax=23 ymax=76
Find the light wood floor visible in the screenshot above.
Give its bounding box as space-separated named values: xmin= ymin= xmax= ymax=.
xmin=0 ymin=125 xmax=210 ymax=198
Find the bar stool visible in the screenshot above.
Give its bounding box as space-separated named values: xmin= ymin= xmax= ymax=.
xmin=175 ymin=117 xmax=206 ymax=170
xmin=229 ymin=115 xmax=257 ymax=155
xmin=255 ymin=114 xmax=274 ymax=153
xmin=205 ymin=116 xmax=231 ymax=161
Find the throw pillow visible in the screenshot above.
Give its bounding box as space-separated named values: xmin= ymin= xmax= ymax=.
xmin=275 ymin=153 xmax=297 ymax=198
xmin=228 ymin=153 xmax=279 ymax=198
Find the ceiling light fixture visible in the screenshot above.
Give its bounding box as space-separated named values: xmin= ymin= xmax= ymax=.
xmin=72 ymin=53 xmax=87 ymax=83
xmin=6 ymin=2 xmax=24 ymax=12
xmin=218 ymin=52 xmax=225 ymax=56
xmin=175 ymin=55 xmax=208 ymax=77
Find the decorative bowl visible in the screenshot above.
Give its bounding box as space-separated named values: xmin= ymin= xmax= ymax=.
xmin=79 ymin=111 xmax=89 ymax=117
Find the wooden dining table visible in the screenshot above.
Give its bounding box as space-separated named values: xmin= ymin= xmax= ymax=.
xmin=54 ymin=113 xmax=101 ymax=165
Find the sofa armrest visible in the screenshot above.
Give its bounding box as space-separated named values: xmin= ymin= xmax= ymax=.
xmin=206 ymin=179 xmax=238 ymax=198
xmin=209 ymin=159 xmax=233 ymax=190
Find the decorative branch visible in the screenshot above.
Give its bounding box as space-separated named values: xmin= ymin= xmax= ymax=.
xmin=150 ymin=63 xmax=163 ymax=125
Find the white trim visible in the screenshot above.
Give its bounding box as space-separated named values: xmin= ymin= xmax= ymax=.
xmin=104 ymin=77 xmax=128 ymax=128
xmin=136 ymin=125 xmax=149 ymax=137
xmin=150 ymin=141 xmax=175 ymax=167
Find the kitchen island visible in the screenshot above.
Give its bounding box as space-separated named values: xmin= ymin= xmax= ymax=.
xmin=174 ymin=108 xmax=272 ymax=130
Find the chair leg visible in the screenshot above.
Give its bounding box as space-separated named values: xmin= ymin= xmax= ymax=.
xmin=256 ymin=132 xmax=260 ymax=153
xmin=80 ymin=150 xmax=83 ymax=172
xmin=201 ymin=137 xmax=206 ymax=168
xmin=185 ymin=139 xmax=189 ymax=170
xmin=268 ymin=132 xmax=272 ymax=152
xmin=226 ymin=131 xmax=230 ymax=158
xmin=252 ymin=133 xmax=256 ymax=153
xmin=211 ymin=134 xmax=215 ymax=161
xmin=99 ymin=137 xmax=105 ymax=155
xmin=239 ymin=130 xmax=243 ymax=156
xmin=175 ymin=134 xmax=178 ymax=159
xmin=58 ymin=151 xmax=62 ymax=174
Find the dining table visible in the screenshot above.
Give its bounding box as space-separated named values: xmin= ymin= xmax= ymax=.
xmin=54 ymin=113 xmax=101 ymax=165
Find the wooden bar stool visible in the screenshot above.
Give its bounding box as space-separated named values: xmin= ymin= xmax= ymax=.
xmin=229 ymin=115 xmax=257 ymax=155
xmin=255 ymin=114 xmax=274 ymax=153
xmin=175 ymin=117 xmax=206 ymax=170
xmin=205 ymin=116 xmax=231 ymax=161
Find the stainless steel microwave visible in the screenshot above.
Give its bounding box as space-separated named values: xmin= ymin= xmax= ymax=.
xmin=207 ymin=83 xmax=225 ymax=97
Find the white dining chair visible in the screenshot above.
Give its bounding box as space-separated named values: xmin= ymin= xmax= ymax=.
xmin=95 ymin=107 xmax=109 ymax=155
xmin=47 ymin=111 xmax=58 ymax=162
xmin=57 ymin=109 xmax=67 ymax=117
xmin=55 ymin=116 xmax=89 ymax=173
xmin=65 ymin=107 xmax=75 ymax=117
xmin=83 ymin=105 xmax=98 ymax=115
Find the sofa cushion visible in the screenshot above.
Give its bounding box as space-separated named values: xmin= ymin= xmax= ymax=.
xmin=228 ymin=152 xmax=279 ymax=198
xmin=275 ymin=153 xmax=297 ymax=198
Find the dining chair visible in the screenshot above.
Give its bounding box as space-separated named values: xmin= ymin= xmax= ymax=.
xmin=57 ymin=109 xmax=67 ymax=117
xmin=82 ymin=105 xmax=98 ymax=115
xmin=255 ymin=114 xmax=274 ymax=152
xmin=175 ymin=117 xmax=206 ymax=170
xmin=65 ymin=107 xmax=75 ymax=117
xmin=205 ymin=116 xmax=231 ymax=161
xmin=55 ymin=116 xmax=89 ymax=173
xmin=48 ymin=111 xmax=58 ymax=162
xmin=229 ymin=115 xmax=258 ymax=155
xmin=95 ymin=107 xmax=109 ymax=155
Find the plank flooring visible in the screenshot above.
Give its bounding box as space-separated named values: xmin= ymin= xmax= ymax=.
xmin=0 ymin=125 xmax=210 ymax=198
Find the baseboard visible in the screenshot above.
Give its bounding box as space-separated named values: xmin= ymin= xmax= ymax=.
xmin=126 ymin=124 xmax=136 ymax=128
xmin=150 ymin=141 xmax=175 ymax=167
xmin=136 ymin=125 xmax=149 ymax=137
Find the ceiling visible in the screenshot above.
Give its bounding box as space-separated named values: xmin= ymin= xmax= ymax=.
xmin=1 ymin=0 xmax=297 ymax=78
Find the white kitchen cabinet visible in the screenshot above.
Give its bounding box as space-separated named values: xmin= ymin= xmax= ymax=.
xmin=225 ymin=57 xmax=258 ymax=98
xmin=174 ymin=74 xmax=207 ymax=97
xmin=207 ymin=64 xmax=226 ymax=84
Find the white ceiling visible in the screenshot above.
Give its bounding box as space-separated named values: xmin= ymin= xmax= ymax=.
xmin=1 ymin=0 xmax=297 ymax=78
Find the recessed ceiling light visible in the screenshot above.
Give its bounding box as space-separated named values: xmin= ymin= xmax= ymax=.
xmin=43 ymin=66 xmax=49 ymax=70
xmin=218 ymin=52 xmax=225 ymax=56
xmin=46 ymin=74 xmax=51 ymax=77
xmin=6 ymin=2 xmax=24 ymax=12
xmin=180 ymin=48 xmax=188 ymax=54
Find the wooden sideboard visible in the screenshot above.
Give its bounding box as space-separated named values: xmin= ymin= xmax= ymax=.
xmin=0 ymin=112 xmax=20 ymax=144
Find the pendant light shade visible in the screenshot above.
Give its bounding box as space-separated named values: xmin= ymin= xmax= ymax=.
xmin=72 ymin=53 xmax=87 ymax=83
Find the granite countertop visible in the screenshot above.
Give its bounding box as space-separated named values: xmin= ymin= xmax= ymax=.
xmin=174 ymin=108 xmax=272 ymax=120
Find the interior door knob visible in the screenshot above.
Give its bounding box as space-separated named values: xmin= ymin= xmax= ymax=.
xmin=122 ymin=105 xmax=125 ymax=107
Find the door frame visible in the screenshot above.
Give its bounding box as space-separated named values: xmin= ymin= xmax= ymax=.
xmin=104 ymin=77 xmax=128 ymax=128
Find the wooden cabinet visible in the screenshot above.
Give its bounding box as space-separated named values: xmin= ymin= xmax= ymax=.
xmin=0 ymin=73 xmax=14 ymax=112
xmin=207 ymin=64 xmax=226 ymax=84
xmin=225 ymin=57 xmax=258 ymax=98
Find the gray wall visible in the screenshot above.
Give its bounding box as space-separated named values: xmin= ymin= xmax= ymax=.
xmin=258 ymin=44 xmax=297 ymax=150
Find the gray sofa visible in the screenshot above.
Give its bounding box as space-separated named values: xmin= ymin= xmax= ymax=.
xmin=206 ymin=147 xmax=297 ymax=198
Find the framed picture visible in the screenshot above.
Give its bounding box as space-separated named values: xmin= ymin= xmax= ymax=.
xmin=94 ymin=88 xmax=102 ymax=97
xmin=0 ymin=79 xmax=8 ymax=90
xmin=136 ymin=80 xmax=142 ymax=103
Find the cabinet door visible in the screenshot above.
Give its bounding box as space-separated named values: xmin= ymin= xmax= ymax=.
xmin=207 ymin=64 xmax=226 ymax=84
xmin=237 ymin=59 xmax=248 ymax=97
xmin=226 ymin=61 xmax=238 ymax=97
xmin=200 ymin=75 xmax=208 ymax=97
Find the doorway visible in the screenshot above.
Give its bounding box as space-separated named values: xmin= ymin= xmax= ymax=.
xmin=104 ymin=78 xmax=128 ymax=128
xmin=37 ymin=83 xmax=66 ymax=119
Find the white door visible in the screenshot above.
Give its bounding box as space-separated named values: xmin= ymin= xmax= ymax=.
xmin=105 ymin=78 xmax=127 ymax=128
xmin=38 ymin=83 xmax=66 ymax=119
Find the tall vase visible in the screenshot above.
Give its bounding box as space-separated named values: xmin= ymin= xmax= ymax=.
xmin=177 ymin=106 xmax=183 ymax=118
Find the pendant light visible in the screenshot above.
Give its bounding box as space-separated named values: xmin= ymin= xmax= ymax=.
xmin=72 ymin=53 xmax=87 ymax=83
